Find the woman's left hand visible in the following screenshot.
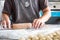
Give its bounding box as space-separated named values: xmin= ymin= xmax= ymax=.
xmin=32 ymin=19 xmax=45 ymax=29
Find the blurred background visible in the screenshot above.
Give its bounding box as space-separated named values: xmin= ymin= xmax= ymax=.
xmin=0 ymin=0 xmax=5 ymax=25
xmin=40 ymin=0 xmax=60 ymax=24
xmin=46 ymin=0 xmax=60 ymax=24
xmin=0 ymin=0 xmax=60 ymax=24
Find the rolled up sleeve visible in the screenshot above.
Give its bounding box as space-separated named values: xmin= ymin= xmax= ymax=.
xmin=2 ymin=0 xmax=12 ymax=16
xmin=38 ymin=0 xmax=48 ymax=10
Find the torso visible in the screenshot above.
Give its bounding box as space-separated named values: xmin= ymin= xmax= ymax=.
xmin=11 ymin=0 xmax=40 ymax=23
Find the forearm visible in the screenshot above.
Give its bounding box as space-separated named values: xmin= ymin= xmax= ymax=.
xmin=39 ymin=7 xmax=51 ymax=22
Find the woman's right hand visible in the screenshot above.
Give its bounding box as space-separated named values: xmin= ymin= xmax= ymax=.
xmin=2 ymin=19 xmax=11 ymax=29
xmin=2 ymin=13 xmax=11 ymax=29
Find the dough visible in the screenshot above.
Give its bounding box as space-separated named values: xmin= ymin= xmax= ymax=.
xmin=37 ymin=34 xmax=45 ymax=40
xmin=27 ymin=35 xmax=34 ymax=40
xmin=19 ymin=37 xmax=26 ymax=40
xmin=45 ymin=35 xmax=53 ymax=40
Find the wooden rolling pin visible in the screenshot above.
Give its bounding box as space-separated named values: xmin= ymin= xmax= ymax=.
xmin=12 ymin=23 xmax=32 ymax=29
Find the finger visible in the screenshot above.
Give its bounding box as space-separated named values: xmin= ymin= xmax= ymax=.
xmin=7 ymin=21 xmax=11 ymax=29
xmin=2 ymin=20 xmax=7 ymax=29
xmin=38 ymin=23 xmax=42 ymax=28
xmin=40 ymin=22 xmax=45 ymax=28
xmin=34 ymin=20 xmax=39 ymax=29
xmin=32 ymin=19 xmax=37 ymax=27
xmin=8 ymin=23 xmax=11 ymax=29
xmin=32 ymin=19 xmax=37 ymax=28
xmin=37 ymin=22 xmax=41 ymax=29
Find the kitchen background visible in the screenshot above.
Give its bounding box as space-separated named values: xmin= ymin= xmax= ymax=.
xmin=0 ymin=0 xmax=60 ymax=24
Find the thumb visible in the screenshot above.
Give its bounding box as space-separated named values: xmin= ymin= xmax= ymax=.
xmin=7 ymin=20 xmax=11 ymax=29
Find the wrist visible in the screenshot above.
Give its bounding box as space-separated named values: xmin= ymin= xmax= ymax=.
xmin=39 ymin=17 xmax=46 ymax=23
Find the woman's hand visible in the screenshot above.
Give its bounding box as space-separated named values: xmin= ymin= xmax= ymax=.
xmin=2 ymin=13 xmax=11 ymax=29
xmin=32 ymin=19 xmax=45 ymax=29
xmin=2 ymin=19 xmax=11 ymax=29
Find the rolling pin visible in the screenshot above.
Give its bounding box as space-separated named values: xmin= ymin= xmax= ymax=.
xmin=12 ymin=23 xmax=32 ymax=29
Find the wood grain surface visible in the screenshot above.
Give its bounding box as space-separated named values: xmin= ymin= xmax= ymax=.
xmin=12 ymin=23 xmax=32 ymax=29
